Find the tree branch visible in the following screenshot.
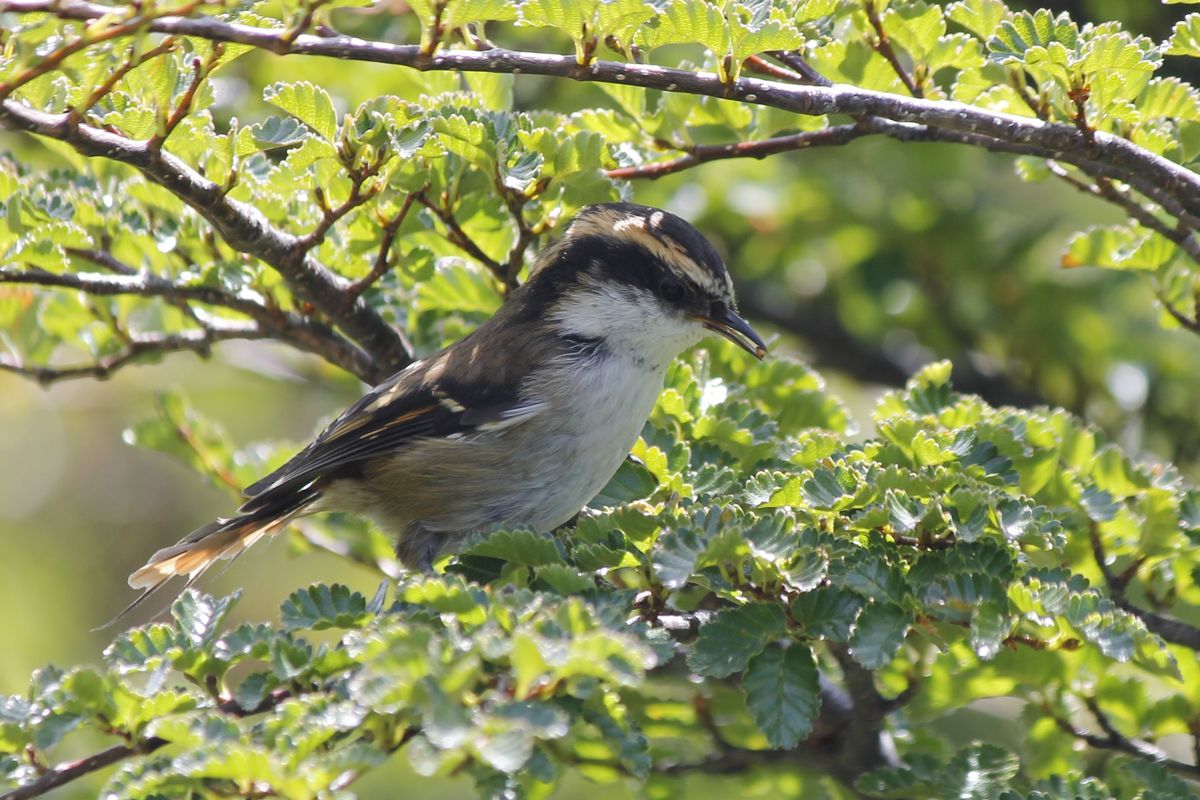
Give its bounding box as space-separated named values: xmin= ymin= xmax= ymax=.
xmin=1047 ymin=698 xmax=1200 ymax=779
xmin=415 ymin=192 xmax=507 ymax=283
xmin=4 ymin=0 xmax=1199 ymax=220
xmin=0 ymin=101 xmax=410 ymax=383
xmin=346 ymin=193 xmax=418 ymax=301
xmin=0 ymin=690 xmax=293 ymax=800
xmin=1089 ymin=523 xmax=1200 ymax=651
xmin=606 ymin=123 xmax=871 ymax=180
xmin=0 ymin=322 xmax=263 ymax=385
xmin=864 ymin=0 xmax=923 ymax=98
xmin=0 ymin=264 xmax=379 ymax=381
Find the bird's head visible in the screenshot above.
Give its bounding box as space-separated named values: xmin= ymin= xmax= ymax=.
xmin=521 ymin=202 xmax=767 ymax=367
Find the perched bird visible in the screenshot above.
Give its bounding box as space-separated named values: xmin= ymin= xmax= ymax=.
xmin=125 ymin=202 xmax=766 ymax=605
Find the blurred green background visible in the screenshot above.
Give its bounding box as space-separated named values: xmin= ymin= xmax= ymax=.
xmin=4 ymin=0 xmax=1200 ymax=795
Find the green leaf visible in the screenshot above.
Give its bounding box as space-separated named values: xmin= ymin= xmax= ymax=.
xmin=264 ymin=81 xmax=338 ymax=142
xmin=652 ymin=526 xmax=706 ymax=589
xmin=172 ymin=590 xmax=240 ymax=648
xmin=590 ymin=458 xmax=657 ymax=507
xmin=742 ymin=644 xmax=821 ymax=749
xmin=848 ymin=602 xmax=910 ymax=668
xmin=280 ymin=584 xmax=370 ymax=631
xmin=1167 ymin=14 xmax=1200 ymax=58
xmin=687 ymin=603 xmax=787 ymax=677
xmin=947 ymin=0 xmax=1007 ymax=40
xmin=1062 ymin=224 xmax=1179 ymax=271
xmin=792 ymin=587 xmax=863 ymax=640
xmin=844 ymin=557 xmax=906 ymax=604
xmin=969 ymin=600 xmax=1009 ymax=660
xmin=636 ymin=1 xmax=728 ymax=69
xmin=250 ymin=116 xmax=310 ymax=148
xmin=935 ymin=744 xmax=1020 ymax=798
xmin=463 ymin=529 xmax=564 ymax=566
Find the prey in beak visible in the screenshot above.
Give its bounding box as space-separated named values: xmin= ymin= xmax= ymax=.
xmin=693 ymin=306 xmax=768 ymax=360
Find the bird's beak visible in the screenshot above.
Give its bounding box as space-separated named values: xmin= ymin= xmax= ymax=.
xmin=693 ymin=307 xmax=767 ymax=360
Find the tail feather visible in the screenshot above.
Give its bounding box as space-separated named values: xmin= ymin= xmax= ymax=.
xmin=115 ymin=488 xmax=320 ymax=624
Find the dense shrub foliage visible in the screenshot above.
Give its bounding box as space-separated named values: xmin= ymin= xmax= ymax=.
xmin=3 ymin=0 xmax=1200 ymax=797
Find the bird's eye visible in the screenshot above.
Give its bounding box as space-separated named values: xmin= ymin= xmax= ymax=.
xmin=659 ymin=277 xmax=685 ymax=303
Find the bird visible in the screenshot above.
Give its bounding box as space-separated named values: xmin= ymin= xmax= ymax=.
xmin=123 ymin=202 xmax=766 ymax=610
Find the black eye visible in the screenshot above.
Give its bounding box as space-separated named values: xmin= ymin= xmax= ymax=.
xmin=659 ymin=277 xmax=684 ymax=303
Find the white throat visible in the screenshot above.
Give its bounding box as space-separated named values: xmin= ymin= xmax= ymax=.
xmin=550 ymin=281 xmax=704 ymax=371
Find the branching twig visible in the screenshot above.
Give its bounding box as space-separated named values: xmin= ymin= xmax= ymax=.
xmin=415 ymin=192 xmax=506 ymax=282
xmin=67 ymin=37 xmax=178 ymax=127
xmin=147 ymin=50 xmax=212 ymax=152
xmin=297 ymin=155 xmax=387 ymax=252
xmin=1089 ymin=523 xmax=1200 ymax=650
xmin=864 ymin=0 xmax=923 ymax=98
xmin=1047 ymin=698 xmax=1200 ymax=778
xmin=0 ymin=689 xmax=292 ymax=800
xmin=0 ymin=324 xmax=263 ymax=386
xmin=0 ymin=264 xmax=377 ymax=379
xmin=3 ymin=1 xmax=1198 ymax=220
xmin=346 ymin=193 xmax=418 ymax=301
xmin=606 ymin=124 xmax=869 ymax=180
xmin=767 ymin=51 xmax=833 ymax=87
xmin=0 ymin=102 xmax=410 ymax=382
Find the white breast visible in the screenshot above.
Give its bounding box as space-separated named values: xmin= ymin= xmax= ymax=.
xmin=512 ymin=350 xmax=666 ymax=530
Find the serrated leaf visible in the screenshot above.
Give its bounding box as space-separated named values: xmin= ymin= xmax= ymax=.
xmin=250 ymin=116 xmax=309 ymax=148
xmin=783 ymin=550 xmax=828 ymax=592
xmin=652 ymin=526 xmax=706 ymax=589
xmin=280 ymin=584 xmax=369 ymax=630
xmin=969 ymin=600 xmax=1009 ymax=660
xmin=264 ymin=81 xmax=338 ymax=142
xmin=849 ymin=602 xmax=910 ymax=668
xmin=742 ymin=644 xmax=820 ymax=749
xmin=1167 ymin=14 xmax=1200 ymax=58
xmin=687 ymin=603 xmax=787 ymax=677
xmin=172 ymin=590 xmax=240 ymax=648
xmin=1062 ymin=224 xmax=1179 ymax=271
xmin=947 ymin=0 xmax=1006 ymax=40
xmin=792 ymin=587 xmax=863 ymax=640
xmin=464 ymin=529 xmax=564 ymax=566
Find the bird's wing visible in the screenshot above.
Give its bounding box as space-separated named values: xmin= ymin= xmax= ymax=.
xmin=239 ymin=355 xmax=542 ymax=509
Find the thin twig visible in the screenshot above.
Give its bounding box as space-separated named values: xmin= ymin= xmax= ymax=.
xmin=67 ymin=37 xmax=178 ymax=126
xmin=147 ymin=50 xmax=211 ymax=152
xmin=864 ymin=0 xmax=923 ymax=98
xmin=346 ymin=193 xmax=418 ymax=301
xmin=768 ymin=51 xmax=833 ymax=87
xmin=296 ymin=154 xmax=387 ymax=251
xmin=415 ymin=192 xmax=506 ymax=281
xmin=1088 ymin=523 xmax=1200 ymax=650
xmin=3 ymin=1 xmax=1198 ymax=219
xmin=0 ymin=264 xmax=377 ymax=379
xmin=606 ymin=124 xmax=869 ymax=180
xmin=0 ymin=325 xmax=261 ymax=386
xmin=1047 ymin=699 xmax=1200 ymax=778
xmin=0 ymin=690 xmax=292 ymax=800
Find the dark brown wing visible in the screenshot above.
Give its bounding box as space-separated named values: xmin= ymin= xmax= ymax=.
xmin=240 ymin=352 xmax=541 ymax=508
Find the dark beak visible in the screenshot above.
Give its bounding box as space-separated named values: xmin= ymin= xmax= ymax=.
xmin=694 ymin=306 xmax=767 ymax=360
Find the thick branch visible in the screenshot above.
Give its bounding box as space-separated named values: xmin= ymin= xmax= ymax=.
xmin=0 ymin=101 xmax=410 ymax=383
xmin=4 ymin=0 xmax=1199 ymax=220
